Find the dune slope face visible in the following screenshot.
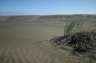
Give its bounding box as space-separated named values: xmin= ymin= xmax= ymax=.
xmin=0 ymin=15 xmax=96 ymax=63
xmin=0 ymin=41 xmax=51 ymax=63
xmin=0 ymin=41 xmax=83 ymax=63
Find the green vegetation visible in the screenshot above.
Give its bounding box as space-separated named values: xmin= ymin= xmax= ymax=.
xmin=64 ymin=21 xmax=83 ymax=35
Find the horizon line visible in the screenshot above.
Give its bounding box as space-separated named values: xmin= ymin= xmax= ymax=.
xmin=0 ymin=14 xmax=96 ymax=16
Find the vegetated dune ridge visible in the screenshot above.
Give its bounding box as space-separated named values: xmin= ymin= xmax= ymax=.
xmin=0 ymin=15 xmax=96 ymax=23
xmin=0 ymin=15 xmax=96 ymax=63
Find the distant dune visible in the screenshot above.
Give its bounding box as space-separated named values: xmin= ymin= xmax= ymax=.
xmin=0 ymin=15 xmax=96 ymax=23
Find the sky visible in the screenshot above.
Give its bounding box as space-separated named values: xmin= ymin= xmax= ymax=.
xmin=0 ymin=0 xmax=96 ymax=15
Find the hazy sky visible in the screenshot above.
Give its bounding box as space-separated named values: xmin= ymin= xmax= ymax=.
xmin=0 ymin=0 xmax=96 ymax=15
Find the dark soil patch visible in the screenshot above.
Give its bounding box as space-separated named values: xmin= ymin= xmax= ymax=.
xmin=50 ymin=32 xmax=96 ymax=55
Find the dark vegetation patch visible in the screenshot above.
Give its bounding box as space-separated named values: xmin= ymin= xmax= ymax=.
xmin=50 ymin=32 xmax=96 ymax=56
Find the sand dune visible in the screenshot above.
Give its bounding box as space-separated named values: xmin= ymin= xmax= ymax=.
xmin=0 ymin=15 xmax=96 ymax=63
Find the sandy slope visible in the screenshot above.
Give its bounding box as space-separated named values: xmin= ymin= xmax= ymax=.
xmin=0 ymin=40 xmax=83 ymax=63
xmin=0 ymin=23 xmax=81 ymax=63
xmin=0 ymin=15 xmax=96 ymax=63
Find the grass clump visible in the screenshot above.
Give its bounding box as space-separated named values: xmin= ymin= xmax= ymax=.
xmin=50 ymin=21 xmax=96 ymax=63
xmin=64 ymin=21 xmax=82 ymax=35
